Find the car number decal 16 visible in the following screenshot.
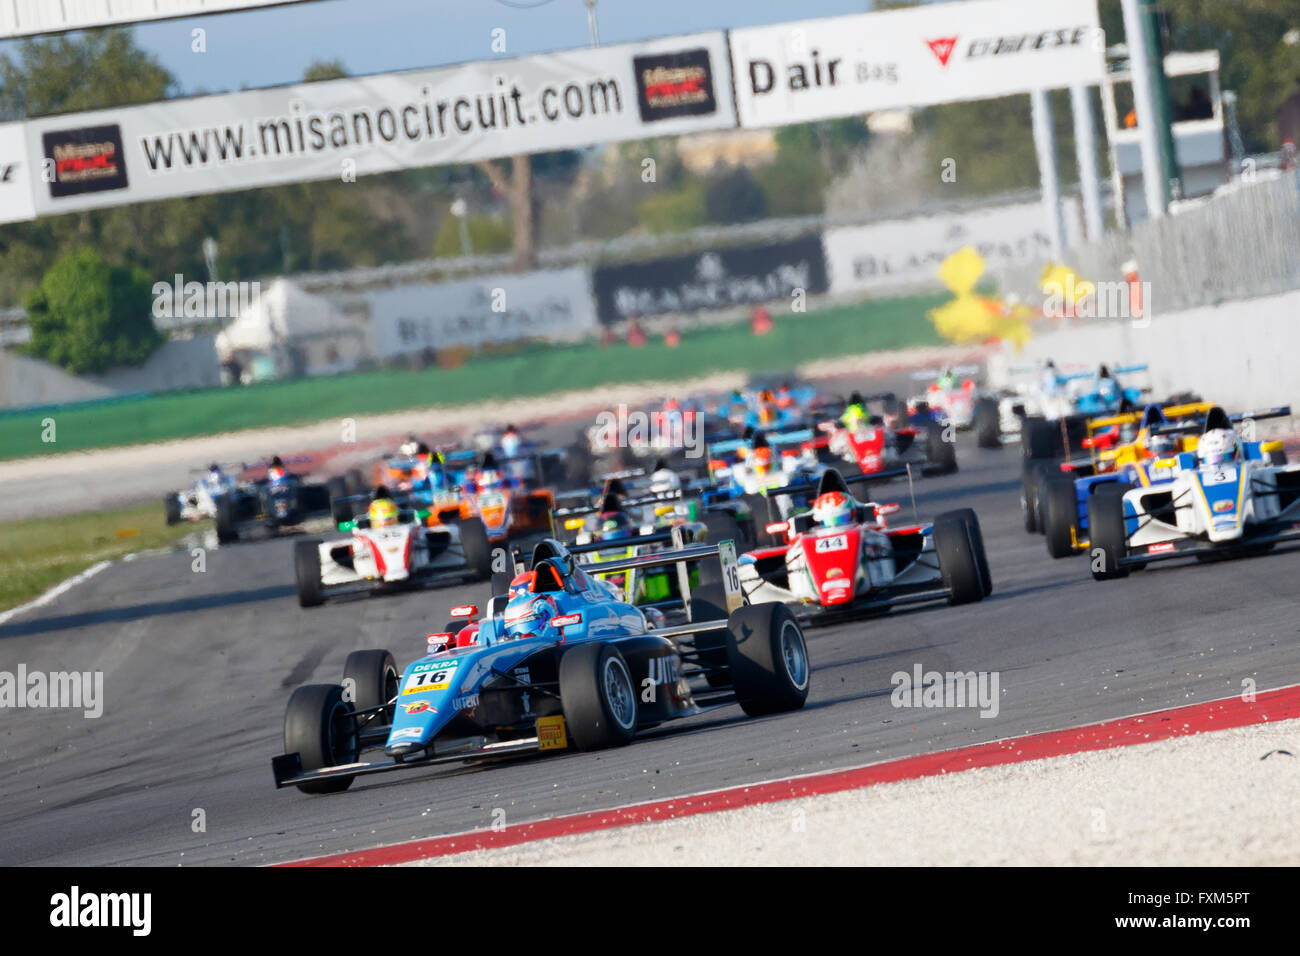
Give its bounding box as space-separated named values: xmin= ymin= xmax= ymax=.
xmin=719 ymin=539 xmax=743 ymax=613
xmin=403 ymin=661 xmax=459 ymax=694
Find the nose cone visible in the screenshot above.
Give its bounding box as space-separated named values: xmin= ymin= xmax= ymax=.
xmin=385 ymin=740 xmax=424 ymax=758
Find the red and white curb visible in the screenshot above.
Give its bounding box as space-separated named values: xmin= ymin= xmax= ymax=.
xmin=277 ymin=683 xmax=1300 ymax=867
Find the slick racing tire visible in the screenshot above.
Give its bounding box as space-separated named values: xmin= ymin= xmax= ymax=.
xmin=342 ymin=649 xmax=398 ymax=725
xmin=1087 ymin=483 xmax=1130 ymax=581
xmin=925 ymin=422 xmax=958 ymax=475
xmin=975 ymin=398 xmax=1001 ymax=449
xmin=688 ymin=583 xmax=732 ymax=689
xmin=742 ymin=493 xmax=779 ymax=549
xmin=329 ymin=491 xmax=353 ymax=527
xmin=725 ymin=602 xmax=810 ymax=717
xmin=934 ymin=508 xmax=990 ymax=605
xmin=1043 ymin=475 xmax=1080 ymax=559
xmin=1021 ymin=461 xmax=1048 ymax=533
xmin=344 ymin=468 xmax=366 ymax=497
xmin=559 ymin=643 xmax=638 ymax=750
xmin=283 ymin=683 xmax=360 ymax=794
xmin=458 ymin=517 xmax=493 ymax=580
xmin=164 ymin=494 xmax=181 ymax=525
xmin=1022 ymin=416 xmax=1059 ymax=461
xmin=294 ymin=539 xmax=325 ymax=607
xmin=701 ymin=509 xmax=745 ymax=584
xmin=215 ymin=495 xmax=239 ymax=544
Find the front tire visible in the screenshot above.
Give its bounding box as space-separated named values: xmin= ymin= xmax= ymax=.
xmin=559 ymin=643 xmax=638 ymax=750
xmin=1087 ymin=484 xmax=1130 ymax=580
xmin=295 ymin=539 xmax=325 ymax=607
xmin=934 ymin=508 xmax=990 ymax=604
xmin=342 ymin=649 xmax=398 ymax=724
xmin=1043 ymin=475 xmax=1080 ymax=558
xmin=725 ymin=602 xmax=810 ymax=717
xmin=458 ymin=517 xmax=493 ymax=580
xmin=164 ymin=494 xmax=181 ymax=525
xmin=283 ymin=684 xmax=359 ymax=794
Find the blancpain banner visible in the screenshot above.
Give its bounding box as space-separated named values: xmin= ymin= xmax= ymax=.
xmin=730 ymin=0 xmax=1105 ymax=129
xmin=1 ymin=1 xmax=326 ymax=39
xmin=0 ymin=124 xmax=35 ymax=224
xmin=357 ymin=267 xmax=598 ymax=357
xmin=18 ymin=31 xmax=735 ymax=219
xmin=824 ymin=199 xmax=1083 ymax=295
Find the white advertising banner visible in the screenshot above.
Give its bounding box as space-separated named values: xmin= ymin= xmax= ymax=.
xmin=0 ymin=1 xmax=327 ymax=39
xmin=0 ymin=124 xmax=35 ymax=225
xmin=730 ymin=0 xmax=1105 ymax=129
xmin=17 ymin=31 xmax=736 ymax=220
xmin=824 ymin=200 xmax=1084 ymax=295
xmin=357 ymin=266 xmax=597 ymax=357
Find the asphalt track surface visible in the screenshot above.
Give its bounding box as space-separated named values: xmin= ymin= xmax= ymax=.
xmin=2 ymin=434 xmax=1298 ymax=865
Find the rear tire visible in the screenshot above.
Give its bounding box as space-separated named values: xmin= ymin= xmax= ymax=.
xmin=926 ymin=422 xmax=958 ymax=474
xmin=342 ymin=649 xmax=398 ymax=724
xmin=1087 ymin=484 xmax=1130 ymax=580
xmin=725 ymin=602 xmax=810 ymax=717
xmin=1043 ymin=475 xmax=1080 ymax=558
xmin=934 ymin=508 xmax=989 ymax=604
xmin=458 ymin=517 xmax=493 ymax=580
xmin=215 ymin=495 xmax=239 ymax=544
xmin=164 ymin=494 xmax=181 ymax=525
xmin=559 ymin=643 xmax=638 ymax=750
xmin=295 ymin=539 xmax=325 ymax=607
xmin=742 ymin=493 xmax=778 ymax=548
xmin=283 ymin=684 xmax=359 ymax=794
xmin=975 ymin=398 xmax=1001 ymax=449
xmin=1022 ymin=416 xmax=1059 ymax=460
xmin=688 ymin=583 xmax=731 ymax=688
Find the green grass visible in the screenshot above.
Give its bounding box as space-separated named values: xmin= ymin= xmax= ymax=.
xmin=0 ymin=294 xmax=945 ymax=460
xmin=0 ymin=503 xmax=199 ymax=612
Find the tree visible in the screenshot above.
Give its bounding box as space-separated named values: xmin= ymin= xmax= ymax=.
xmin=25 ymin=249 xmax=162 ymax=374
xmin=0 ymin=29 xmax=172 ymax=119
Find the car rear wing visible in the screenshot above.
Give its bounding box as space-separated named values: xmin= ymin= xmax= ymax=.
xmin=1231 ymin=405 xmax=1291 ymax=422
xmin=908 ymin=365 xmax=980 ymax=380
xmin=759 ymin=467 xmax=912 ymax=501
xmin=550 ymin=488 xmax=687 ymax=534
xmin=564 ymin=527 xmax=745 ymax=621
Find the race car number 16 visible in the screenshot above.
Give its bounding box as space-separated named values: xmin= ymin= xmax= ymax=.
xmin=403 ymin=669 xmax=454 ymax=694
xmin=719 ymin=540 xmax=743 ymax=613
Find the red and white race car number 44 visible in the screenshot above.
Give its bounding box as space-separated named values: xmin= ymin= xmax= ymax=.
xmin=814 ymin=535 xmax=849 ymax=553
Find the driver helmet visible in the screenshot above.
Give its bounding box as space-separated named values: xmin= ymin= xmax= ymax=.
xmin=649 ymin=462 xmax=680 ymax=494
xmin=502 ymin=589 xmax=556 ymax=641
xmin=1197 ymin=428 xmax=1239 ymax=467
xmin=598 ymin=510 xmax=633 ymax=540
xmin=477 ymin=468 xmax=502 ymax=489
xmin=500 ymin=427 xmax=521 ymax=459
xmin=812 ymin=490 xmax=854 ymax=528
xmin=368 ymin=498 xmax=399 ymax=527
xmin=751 ymin=445 xmax=773 ymax=475
xmin=399 ymin=437 xmax=420 ymax=457
xmin=267 ymin=456 xmax=288 ymax=484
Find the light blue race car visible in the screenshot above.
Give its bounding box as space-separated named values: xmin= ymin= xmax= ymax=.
xmin=272 ymin=535 xmax=810 ymax=794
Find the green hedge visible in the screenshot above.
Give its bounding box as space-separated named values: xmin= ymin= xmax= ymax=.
xmin=0 ymin=294 xmax=944 ymax=460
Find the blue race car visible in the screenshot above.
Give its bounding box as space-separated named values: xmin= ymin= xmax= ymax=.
xmin=272 ymin=535 xmax=810 ymax=794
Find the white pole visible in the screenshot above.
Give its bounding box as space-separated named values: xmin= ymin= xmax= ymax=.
xmin=1031 ymin=87 xmax=1066 ymax=259
xmin=1119 ymin=0 xmax=1166 ymax=219
xmin=585 ymin=0 xmax=600 ymax=48
xmin=1070 ymin=85 xmax=1105 ymax=240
